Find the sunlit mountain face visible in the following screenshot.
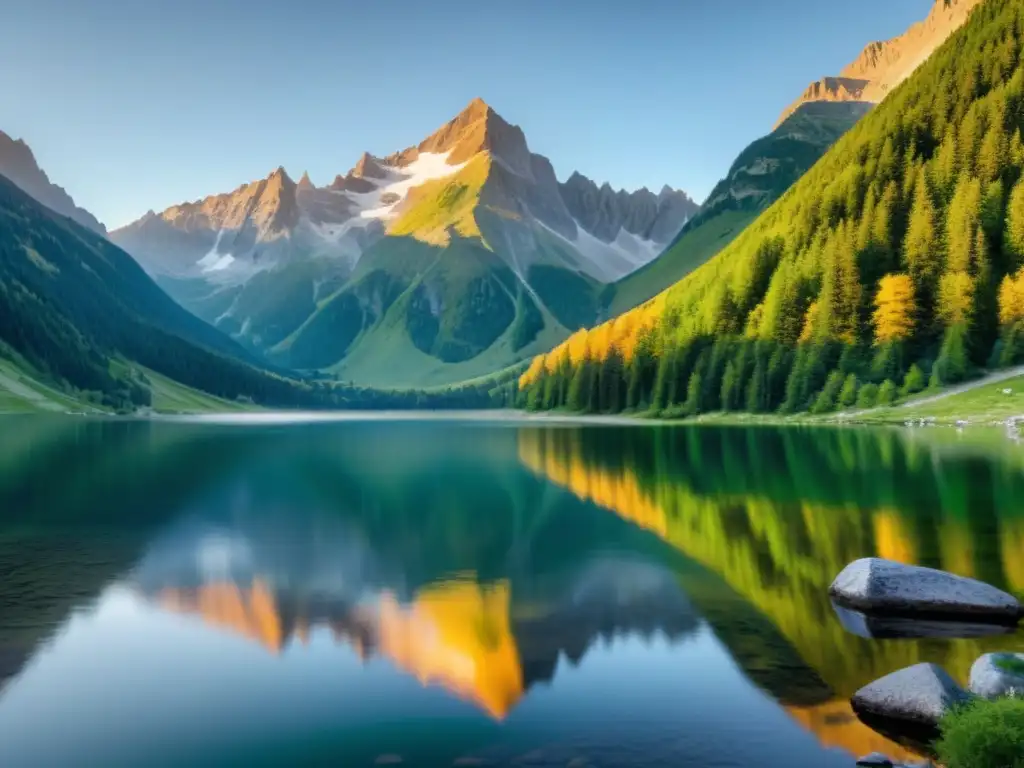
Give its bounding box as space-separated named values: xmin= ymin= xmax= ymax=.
xmin=3 ymin=417 xmax=1019 ymax=766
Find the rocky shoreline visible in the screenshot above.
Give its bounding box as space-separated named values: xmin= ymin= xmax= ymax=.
xmin=830 ymin=558 xmax=1024 ymax=766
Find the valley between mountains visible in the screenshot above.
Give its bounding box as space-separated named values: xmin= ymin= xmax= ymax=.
xmin=0 ymin=0 xmax=999 ymax=416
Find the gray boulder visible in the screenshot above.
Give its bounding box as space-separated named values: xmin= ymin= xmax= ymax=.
xmin=969 ymin=652 xmax=1024 ymax=699
xmin=830 ymin=558 xmax=1022 ymax=625
xmin=851 ymin=663 xmax=972 ymax=727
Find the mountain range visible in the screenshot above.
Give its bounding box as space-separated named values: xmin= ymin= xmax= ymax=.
xmin=111 ymin=99 xmax=697 ymax=388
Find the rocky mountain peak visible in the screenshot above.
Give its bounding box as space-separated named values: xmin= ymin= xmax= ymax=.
xmin=557 ymin=172 xmax=698 ymax=245
xmin=297 ymin=171 xmax=314 ymax=190
xmin=774 ymin=0 xmax=983 ymax=128
xmin=391 ymin=97 xmax=533 ymax=177
xmin=0 ymin=130 xmax=106 ymax=234
xmin=352 ymin=152 xmax=386 ymax=179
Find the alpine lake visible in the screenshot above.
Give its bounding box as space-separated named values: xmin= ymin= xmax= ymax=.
xmin=1 ymin=413 xmax=1022 ymax=768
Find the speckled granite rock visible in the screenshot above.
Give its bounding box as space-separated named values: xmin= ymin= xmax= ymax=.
xmin=830 ymin=558 xmax=1022 ymax=624
xmin=852 ymin=663 xmax=972 ymax=727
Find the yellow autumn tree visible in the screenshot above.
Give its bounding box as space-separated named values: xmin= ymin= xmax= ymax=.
xmin=999 ymin=267 xmax=1024 ymax=325
xmin=797 ymin=300 xmax=820 ymax=344
xmin=938 ymin=271 xmax=975 ymax=327
xmin=872 ymin=274 xmax=916 ymax=344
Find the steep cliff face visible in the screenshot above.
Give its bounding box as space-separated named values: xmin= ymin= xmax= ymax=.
xmin=775 ymin=0 xmax=984 ymax=127
xmin=558 ymin=173 xmax=698 ymax=245
xmin=0 ymin=131 xmax=106 ymax=234
xmin=111 ymin=99 xmax=696 ymax=387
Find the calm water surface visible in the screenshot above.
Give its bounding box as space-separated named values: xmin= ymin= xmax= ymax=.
xmin=0 ymin=415 xmax=1022 ymax=767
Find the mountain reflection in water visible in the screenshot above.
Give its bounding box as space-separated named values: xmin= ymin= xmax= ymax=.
xmin=0 ymin=417 xmax=1021 ymax=767
xmin=131 ymin=513 xmax=697 ymax=721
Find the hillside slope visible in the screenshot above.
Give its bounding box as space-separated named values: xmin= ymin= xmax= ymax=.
xmin=606 ymin=102 xmax=871 ymax=317
xmin=520 ymin=0 xmax=1021 ymax=418
xmin=0 ymin=171 xmax=326 ymax=408
xmin=112 ymin=100 xmax=697 ymax=388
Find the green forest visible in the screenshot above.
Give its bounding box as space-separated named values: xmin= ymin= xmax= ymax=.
xmin=519 ymin=0 xmax=1024 ymax=418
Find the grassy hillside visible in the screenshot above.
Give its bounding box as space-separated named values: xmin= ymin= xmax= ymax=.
xmin=520 ymin=0 xmax=1024 ymax=420
xmin=605 ymin=102 xmax=870 ymax=317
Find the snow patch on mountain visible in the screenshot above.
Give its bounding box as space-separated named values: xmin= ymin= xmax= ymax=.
xmin=202 ymin=254 xmax=235 ymax=272
xmin=343 ymin=152 xmax=468 ymax=221
xmin=540 ymin=220 xmax=663 ymax=282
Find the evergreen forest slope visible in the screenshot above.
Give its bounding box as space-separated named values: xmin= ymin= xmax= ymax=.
xmin=520 ymin=0 xmax=1024 ymax=418
xmin=606 ymin=102 xmax=872 ymax=317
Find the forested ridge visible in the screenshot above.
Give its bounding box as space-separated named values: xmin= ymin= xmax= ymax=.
xmin=519 ymin=0 xmax=1024 ymax=417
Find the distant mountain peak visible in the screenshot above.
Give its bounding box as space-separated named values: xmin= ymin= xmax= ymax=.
xmin=774 ymin=0 xmax=983 ymax=128
xmin=352 ymin=152 xmax=386 ymax=179
xmin=0 ymin=130 xmax=106 ymax=234
xmin=297 ymin=171 xmax=314 ymax=190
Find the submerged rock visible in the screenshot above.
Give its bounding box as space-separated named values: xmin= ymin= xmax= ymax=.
xmin=852 ymin=663 xmax=972 ymax=727
xmin=969 ymin=652 xmax=1024 ymax=699
xmin=830 ymin=558 xmax=1022 ymax=625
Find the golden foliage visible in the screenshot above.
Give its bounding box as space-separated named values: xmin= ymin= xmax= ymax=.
xmin=872 ymin=274 xmax=916 ymax=344
xmin=797 ymin=300 xmax=820 ymax=344
xmin=999 ymin=267 xmax=1024 ymax=325
xmin=518 ymin=295 xmax=667 ymax=389
xmin=938 ymin=270 xmax=975 ymax=327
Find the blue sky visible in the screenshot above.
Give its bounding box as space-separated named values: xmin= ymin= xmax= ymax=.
xmin=0 ymin=0 xmax=931 ymax=229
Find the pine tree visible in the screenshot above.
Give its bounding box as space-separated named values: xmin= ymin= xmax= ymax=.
xmin=901 ymin=170 xmax=940 ymax=328
xmin=838 ymin=373 xmax=859 ymax=408
xmin=946 ymin=175 xmax=983 ymax=274
xmin=811 ymin=371 xmax=845 ymax=414
xmin=877 ymin=379 xmax=898 ymax=406
xmin=856 ymin=383 xmax=880 ymax=409
xmin=977 ymin=123 xmax=1007 ymax=185
xmin=1005 ymin=176 xmax=1024 ymax=269
xmin=902 ymin=364 xmax=927 ymax=396
xmin=567 ymin=357 xmax=590 ymax=412
xmin=999 ymin=267 xmax=1024 ymax=326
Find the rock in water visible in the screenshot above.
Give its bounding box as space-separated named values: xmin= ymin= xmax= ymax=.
xmin=969 ymin=653 xmax=1024 ymax=699
xmin=852 ymin=663 xmax=972 ymax=727
xmin=830 ymin=558 xmax=1022 ymax=624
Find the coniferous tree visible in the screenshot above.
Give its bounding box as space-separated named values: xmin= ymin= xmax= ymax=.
xmin=838 ymin=373 xmax=859 ymax=408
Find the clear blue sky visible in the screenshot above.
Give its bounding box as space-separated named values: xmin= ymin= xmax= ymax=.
xmin=0 ymin=0 xmax=931 ymax=229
